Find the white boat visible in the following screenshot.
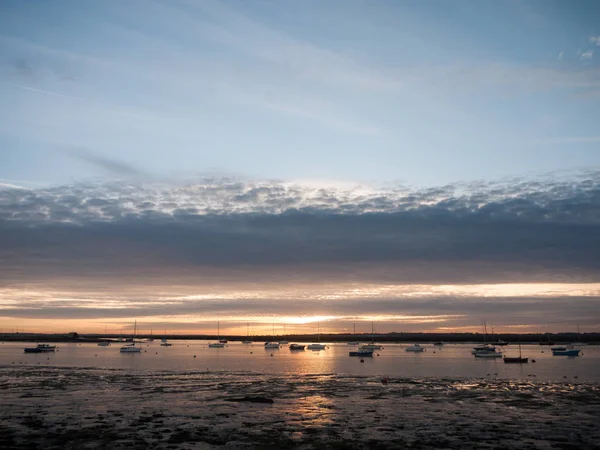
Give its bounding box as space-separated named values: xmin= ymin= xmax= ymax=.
xmin=209 ymin=322 xmax=225 ymax=348
xmin=360 ymin=322 xmax=382 ymax=350
xmin=264 ymin=324 xmax=280 ymax=349
xmin=473 ymin=349 xmax=502 ymax=358
xmin=405 ymin=343 xmax=425 ymax=352
xmin=307 ymin=322 xmax=327 ymax=350
xmin=242 ymin=323 xmax=253 ymax=345
xmin=120 ymin=320 xmax=141 ymax=353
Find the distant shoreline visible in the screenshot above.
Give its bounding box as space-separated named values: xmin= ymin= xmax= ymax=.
xmin=2 ymin=332 xmax=598 ymax=344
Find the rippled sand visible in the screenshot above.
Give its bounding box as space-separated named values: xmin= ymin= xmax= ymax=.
xmin=1 ymin=366 xmax=599 ymax=449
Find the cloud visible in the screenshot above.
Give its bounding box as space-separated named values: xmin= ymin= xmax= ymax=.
xmin=580 ymin=50 xmax=594 ymax=60
xmin=62 ymin=146 xmax=147 ymax=177
xmin=1 ymin=172 xmax=600 ymax=330
xmin=590 ymin=36 xmax=600 ymax=46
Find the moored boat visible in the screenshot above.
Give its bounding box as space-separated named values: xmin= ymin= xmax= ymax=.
xmin=503 ymin=343 xmax=527 ymax=363
xmin=289 ymin=343 xmax=305 ymax=350
xmin=405 ymin=343 xmax=425 ymax=352
xmin=264 ymin=342 xmax=280 ymax=349
xmin=120 ymin=321 xmax=142 ymax=353
xmin=349 ymin=349 xmax=373 ymax=357
xmin=24 ymin=344 xmax=56 ymax=353
xmin=552 ymin=347 xmax=581 ymax=356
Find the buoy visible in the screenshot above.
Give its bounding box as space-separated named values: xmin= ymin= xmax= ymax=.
xmin=193 ymin=355 xmax=196 ymax=358
xmin=532 ymin=359 xmax=536 ymax=363
xmin=250 ymin=352 xmax=253 ymax=354
xmin=156 ymin=352 xmax=158 ymax=354
xmin=270 ymin=353 xmax=274 ymax=357
xmin=360 ymin=359 xmax=364 ymax=363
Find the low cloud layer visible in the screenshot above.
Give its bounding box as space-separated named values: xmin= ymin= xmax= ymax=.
xmin=1 ymin=172 xmax=599 ymax=331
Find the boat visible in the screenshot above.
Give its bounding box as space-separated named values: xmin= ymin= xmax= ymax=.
xmin=350 ymin=349 xmax=373 ymax=357
xmin=359 ymin=322 xmax=382 ymax=350
xmin=572 ymin=325 xmax=588 ymax=346
xmin=503 ymin=343 xmax=528 ymax=363
xmin=160 ymin=342 xmax=173 ymax=347
xmin=264 ymin=324 xmax=281 ymax=349
xmin=147 ymin=328 xmax=154 ymax=342
xmin=306 ymin=322 xmax=326 ymax=350
xmin=242 ymin=323 xmax=253 ymax=345
xmin=551 ymin=346 xmax=567 ymax=351
xmin=24 ymin=344 xmax=57 ymax=353
xmin=289 ymin=343 xmax=305 ymax=351
xmin=405 ymin=343 xmax=425 ymax=352
xmin=539 ymin=334 xmax=554 ymax=345
xmin=433 ymin=342 xmax=444 ymax=346
xmin=552 ymin=346 xmax=581 ymax=356
xmin=120 ymin=321 xmax=142 ymax=353
xmin=473 ymin=349 xmax=502 ymax=358
xmin=97 ymin=341 xmax=111 ymax=347
xmin=278 ymin=324 xmax=289 ymax=344
xmin=347 ymin=341 xmax=360 ymax=345
xmin=495 ymin=339 xmax=509 ymax=346
xmin=471 ymin=344 xmax=497 ymax=355
xmin=208 ymin=322 xmax=225 ymax=348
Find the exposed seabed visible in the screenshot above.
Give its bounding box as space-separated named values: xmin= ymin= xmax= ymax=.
xmin=1 ymin=366 xmax=599 ymax=449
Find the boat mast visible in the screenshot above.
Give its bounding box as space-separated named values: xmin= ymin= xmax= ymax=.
xmin=317 ymin=322 xmax=320 ymax=343
xmin=217 ymin=321 xmax=220 ymax=341
xmin=371 ymin=322 xmax=374 ymax=344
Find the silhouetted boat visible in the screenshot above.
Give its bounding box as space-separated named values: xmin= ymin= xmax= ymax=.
xmin=349 ymin=349 xmax=373 ymax=357
xmin=289 ymin=343 xmax=305 ymax=351
xmin=503 ymin=343 xmax=527 ymax=363
xmin=24 ymin=344 xmax=56 ymax=353
xmin=242 ymin=323 xmax=253 ymax=345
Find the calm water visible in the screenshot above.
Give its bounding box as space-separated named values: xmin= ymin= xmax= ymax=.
xmin=1 ymin=341 xmax=598 ymax=381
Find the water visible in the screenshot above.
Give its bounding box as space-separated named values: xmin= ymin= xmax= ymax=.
xmin=1 ymin=341 xmax=599 ymax=449
xmin=1 ymin=341 xmax=599 ymax=381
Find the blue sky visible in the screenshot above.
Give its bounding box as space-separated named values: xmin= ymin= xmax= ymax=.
xmin=1 ymin=1 xmax=600 ymax=334
xmin=1 ymin=0 xmax=599 ymax=188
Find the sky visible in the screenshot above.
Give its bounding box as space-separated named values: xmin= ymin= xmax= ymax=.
xmin=0 ymin=0 xmax=599 ymax=335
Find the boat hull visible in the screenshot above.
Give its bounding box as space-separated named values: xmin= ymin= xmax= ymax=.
xmin=307 ymin=344 xmax=326 ymax=350
xmin=503 ymin=357 xmax=528 ymax=363
xmin=349 ymin=351 xmax=373 ymax=357
xmin=552 ymin=349 xmax=581 ymax=356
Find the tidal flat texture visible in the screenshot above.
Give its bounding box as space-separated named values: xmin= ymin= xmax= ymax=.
xmin=1 ymin=366 xmax=599 ymax=449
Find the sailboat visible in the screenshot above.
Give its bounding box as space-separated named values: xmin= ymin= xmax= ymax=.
xmin=471 ymin=319 xmax=497 ymax=354
xmin=347 ymin=323 xmax=360 ymax=345
xmin=278 ymin=324 xmax=289 ymax=345
xmin=208 ymin=322 xmax=225 ymax=348
xmin=264 ymin=324 xmax=281 ymax=349
xmin=306 ymin=322 xmax=326 ymax=350
xmin=120 ymin=320 xmax=142 ymax=353
xmin=147 ymin=328 xmax=154 ymax=342
xmin=360 ymin=322 xmax=382 ymax=350
xmin=160 ymin=327 xmax=172 ymax=346
xmin=503 ymin=342 xmax=528 ymax=363
xmin=242 ymin=323 xmax=253 ymax=345
xmin=572 ymin=325 xmax=587 ymax=346
xmin=98 ymin=325 xmax=111 ymax=346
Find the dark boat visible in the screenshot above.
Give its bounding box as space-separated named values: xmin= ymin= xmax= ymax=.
xmin=24 ymin=344 xmax=56 ymax=353
xmin=349 ymin=350 xmax=373 ymax=357
xmin=503 ymin=343 xmax=528 ymax=363
xmin=503 ymin=356 xmax=528 ymax=363
xmin=433 ymin=342 xmax=444 ymax=346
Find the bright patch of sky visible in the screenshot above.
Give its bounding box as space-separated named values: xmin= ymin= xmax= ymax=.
xmin=0 ymin=0 xmax=598 ymax=188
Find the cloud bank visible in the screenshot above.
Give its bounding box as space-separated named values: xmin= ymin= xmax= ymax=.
xmin=1 ymin=171 xmax=599 ymax=331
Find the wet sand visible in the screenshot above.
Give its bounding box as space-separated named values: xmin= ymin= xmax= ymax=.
xmin=1 ymin=366 xmax=599 ymax=449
